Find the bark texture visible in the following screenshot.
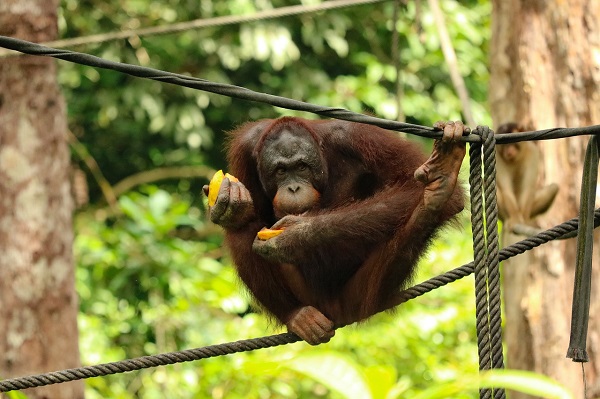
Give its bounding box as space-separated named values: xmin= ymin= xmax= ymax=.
xmin=0 ymin=1 xmax=84 ymax=398
xmin=490 ymin=0 xmax=600 ymax=397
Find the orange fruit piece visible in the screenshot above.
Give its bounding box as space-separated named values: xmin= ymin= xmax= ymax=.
xmin=208 ymin=170 xmax=239 ymax=206
xmin=257 ymin=228 xmax=284 ymax=240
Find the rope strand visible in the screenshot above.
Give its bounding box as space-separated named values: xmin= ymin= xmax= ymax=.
xmin=480 ymin=127 xmax=505 ymax=399
xmin=470 ymin=129 xmax=492 ymax=399
xmin=1 ymin=36 xmax=600 ymax=143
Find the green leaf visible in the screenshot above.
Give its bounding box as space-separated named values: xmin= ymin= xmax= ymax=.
xmin=363 ymin=365 xmax=398 ymax=398
xmin=480 ymin=370 xmax=574 ymax=399
xmin=6 ymin=390 xmax=29 ymax=399
xmin=148 ymin=189 xmax=171 ymax=219
xmin=284 ymin=352 xmax=372 ymax=399
xmin=411 ymin=370 xmax=574 ymax=399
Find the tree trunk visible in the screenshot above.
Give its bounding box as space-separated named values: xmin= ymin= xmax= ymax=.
xmin=490 ymin=0 xmax=600 ymax=397
xmin=0 ymin=1 xmax=84 ymax=398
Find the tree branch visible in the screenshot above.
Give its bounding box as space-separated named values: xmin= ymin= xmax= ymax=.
xmin=427 ymin=0 xmax=476 ymax=127
xmin=67 ymin=130 xmax=119 ymax=212
xmin=112 ymin=165 xmax=214 ymax=197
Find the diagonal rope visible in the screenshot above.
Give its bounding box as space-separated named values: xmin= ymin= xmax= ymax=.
xmin=0 ymin=333 xmax=301 ymax=392
xmin=388 ymin=209 xmax=600 ymax=306
xmin=3 ymin=209 xmax=598 ymax=393
xmin=0 ymin=36 xmax=438 ymax=139
xmin=2 ymin=35 xmax=600 ymax=143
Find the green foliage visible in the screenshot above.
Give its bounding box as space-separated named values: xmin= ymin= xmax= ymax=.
xmin=76 ymin=189 xmax=242 ymax=354
xmin=283 ymin=352 xmax=390 ymax=398
xmin=75 ymin=188 xmax=479 ymax=398
xmin=409 ymin=370 xmax=574 ymax=399
xmin=479 ymin=370 xmax=574 ymax=399
xmin=61 ymin=0 xmax=496 ymax=397
xmin=4 ymin=390 xmax=29 ymax=399
xmin=59 ymin=0 xmax=491 ymax=198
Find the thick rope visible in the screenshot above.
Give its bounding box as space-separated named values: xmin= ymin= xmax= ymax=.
xmin=0 ymin=333 xmax=301 ymax=392
xmin=469 ymin=130 xmax=492 ymax=399
xmin=2 ymin=210 xmax=597 ymax=393
xmin=2 ymin=36 xmax=600 ymax=143
xmin=479 ymin=127 xmax=505 ymax=399
xmin=392 ymin=209 xmax=600 ymax=306
xmin=468 ymin=126 xmax=506 ymax=399
xmin=0 ymin=36 xmax=437 ymax=139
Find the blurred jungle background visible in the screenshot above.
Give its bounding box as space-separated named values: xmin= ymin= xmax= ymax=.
xmin=2 ymin=0 xmax=597 ymax=398
xmin=60 ymin=1 xmax=484 ymax=396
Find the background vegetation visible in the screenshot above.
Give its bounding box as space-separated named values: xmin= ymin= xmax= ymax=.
xmin=60 ymin=0 xmax=492 ymax=397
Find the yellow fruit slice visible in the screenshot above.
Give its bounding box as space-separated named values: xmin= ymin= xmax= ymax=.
xmin=225 ymin=173 xmax=239 ymax=183
xmin=208 ymin=170 xmax=224 ymax=206
xmin=208 ymin=170 xmax=239 ymax=206
xmin=257 ymin=228 xmax=284 ymax=240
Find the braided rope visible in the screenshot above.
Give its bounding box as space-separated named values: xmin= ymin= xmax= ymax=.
xmin=1 ymin=210 xmax=598 ymax=393
xmin=0 ymin=333 xmax=301 ymax=392
xmin=479 ymin=127 xmax=505 ymax=399
xmin=0 ymin=36 xmax=438 ymax=139
xmin=469 ymin=128 xmax=492 ymax=399
xmin=2 ymin=35 xmax=600 ymax=143
xmin=393 ymin=209 xmax=600 ymax=306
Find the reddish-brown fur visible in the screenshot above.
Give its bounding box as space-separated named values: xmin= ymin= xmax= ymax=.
xmin=220 ymin=117 xmax=464 ymax=333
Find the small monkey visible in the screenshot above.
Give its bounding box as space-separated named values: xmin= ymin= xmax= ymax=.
xmin=496 ymin=122 xmax=558 ymax=226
